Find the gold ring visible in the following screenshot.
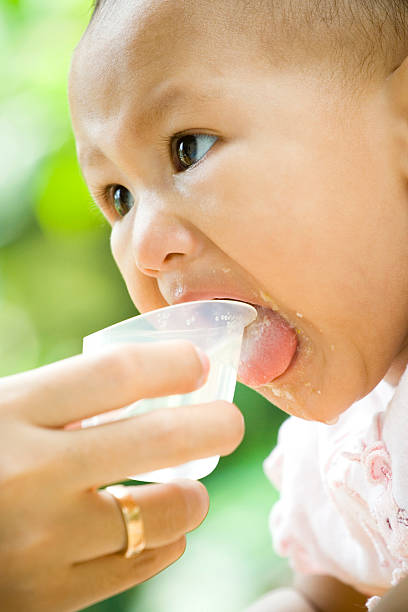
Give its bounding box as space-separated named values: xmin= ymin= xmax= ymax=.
xmin=105 ymin=485 xmax=146 ymax=558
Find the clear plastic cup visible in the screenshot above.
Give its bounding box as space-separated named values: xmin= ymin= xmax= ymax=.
xmin=81 ymin=299 xmax=257 ymax=482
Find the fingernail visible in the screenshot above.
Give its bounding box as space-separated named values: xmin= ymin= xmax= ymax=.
xmin=195 ymin=347 xmax=210 ymax=385
xmin=325 ymin=416 xmax=339 ymax=425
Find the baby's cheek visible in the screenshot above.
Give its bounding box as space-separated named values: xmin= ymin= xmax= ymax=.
xmin=110 ymin=223 xmax=126 ymax=264
xmin=110 ymin=223 xmax=135 ymax=284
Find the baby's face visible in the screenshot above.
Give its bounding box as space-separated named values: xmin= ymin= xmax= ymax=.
xmin=69 ymin=0 xmax=408 ymax=422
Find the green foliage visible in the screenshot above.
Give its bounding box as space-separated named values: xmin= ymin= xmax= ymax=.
xmin=35 ymin=140 xmax=106 ymax=234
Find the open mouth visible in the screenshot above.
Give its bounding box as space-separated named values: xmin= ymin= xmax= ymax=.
xmin=168 ymin=291 xmax=299 ymax=388
xmin=213 ymin=298 xmax=299 ymax=387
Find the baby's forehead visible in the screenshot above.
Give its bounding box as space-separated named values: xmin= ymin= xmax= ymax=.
xmin=75 ymin=2 xmax=171 ymax=80
xmin=83 ymin=0 xmax=408 ymax=96
xmin=69 ymin=0 xmax=265 ymax=124
xmin=81 ymin=0 xmax=241 ymax=64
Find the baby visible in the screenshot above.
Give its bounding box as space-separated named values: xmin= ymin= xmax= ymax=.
xmin=68 ymin=0 xmax=408 ymax=610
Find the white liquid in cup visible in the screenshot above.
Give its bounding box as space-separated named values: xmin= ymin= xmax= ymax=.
xmin=81 ymin=300 xmax=257 ymax=482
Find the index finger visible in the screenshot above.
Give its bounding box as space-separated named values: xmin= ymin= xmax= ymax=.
xmin=0 ymin=341 xmax=209 ymax=427
xmin=59 ymin=400 xmax=245 ymax=490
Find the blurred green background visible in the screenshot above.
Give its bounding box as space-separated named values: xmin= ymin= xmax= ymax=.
xmin=0 ymin=0 xmax=292 ymax=609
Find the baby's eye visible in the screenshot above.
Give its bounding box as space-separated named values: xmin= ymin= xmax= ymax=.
xmin=172 ymin=134 xmax=218 ymax=171
xmin=112 ymin=186 xmax=135 ymax=217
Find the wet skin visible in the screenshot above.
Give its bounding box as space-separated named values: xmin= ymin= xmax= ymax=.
xmin=68 ymin=0 xmax=408 ymax=423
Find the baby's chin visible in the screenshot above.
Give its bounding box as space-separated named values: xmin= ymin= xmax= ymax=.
xmin=252 ymin=379 xmax=354 ymax=424
xmin=242 ymin=332 xmax=371 ymax=423
xmin=253 ymin=382 xmax=333 ymax=422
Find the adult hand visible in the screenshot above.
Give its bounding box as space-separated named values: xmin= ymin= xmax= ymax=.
xmin=0 ymin=340 xmax=244 ymax=611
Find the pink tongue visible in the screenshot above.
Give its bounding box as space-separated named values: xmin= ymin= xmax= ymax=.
xmin=237 ymin=305 xmax=298 ymax=387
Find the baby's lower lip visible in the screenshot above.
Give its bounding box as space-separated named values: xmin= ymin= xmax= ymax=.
xmin=237 ymin=304 xmax=299 ymax=387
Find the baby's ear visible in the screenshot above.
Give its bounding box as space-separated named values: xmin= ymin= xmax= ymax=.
xmin=386 ymin=55 xmax=408 ymax=179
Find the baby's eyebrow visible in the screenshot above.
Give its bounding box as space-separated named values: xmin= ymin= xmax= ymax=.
xmin=135 ymin=83 xmax=225 ymax=132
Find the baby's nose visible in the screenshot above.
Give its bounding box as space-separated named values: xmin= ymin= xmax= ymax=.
xmin=132 ymin=206 xmax=201 ymax=277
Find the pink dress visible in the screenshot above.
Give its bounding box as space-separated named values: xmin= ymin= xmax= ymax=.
xmin=263 ymin=364 xmax=408 ymax=610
